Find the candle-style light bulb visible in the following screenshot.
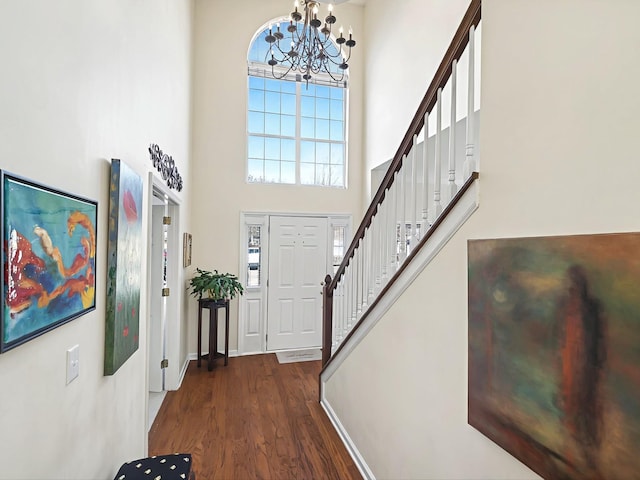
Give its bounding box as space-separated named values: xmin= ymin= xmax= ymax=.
xmin=291 ymin=1 xmax=302 ymax=23
xmin=268 ymin=49 xmax=278 ymax=66
xmin=325 ymin=2 xmax=336 ymax=26
xmin=336 ymin=25 xmax=345 ymax=44
xmin=345 ymin=25 xmax=355 ymax=47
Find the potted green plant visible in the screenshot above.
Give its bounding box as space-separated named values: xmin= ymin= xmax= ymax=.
xmin=188 ymin=268 xmax=244 ymax=301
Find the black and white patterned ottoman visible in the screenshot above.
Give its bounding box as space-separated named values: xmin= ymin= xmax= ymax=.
xmin=114 ymin=453 xmax=195 ymax=480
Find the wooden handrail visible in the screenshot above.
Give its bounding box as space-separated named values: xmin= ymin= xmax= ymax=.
xmin=321 ymin=0 xmax=482 ymax=369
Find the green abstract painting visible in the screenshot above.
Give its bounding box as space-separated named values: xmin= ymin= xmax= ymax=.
xmin=104 ymin=159 xmax=143 ymax=375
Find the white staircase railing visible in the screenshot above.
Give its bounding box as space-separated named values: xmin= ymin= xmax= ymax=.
xmin=322 ymin=0 xmax=482 ymax=366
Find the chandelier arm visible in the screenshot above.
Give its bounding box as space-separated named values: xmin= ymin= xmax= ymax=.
xmin=269 ymin=32 xmax=304 ymax=70
xmin=320 ymin=48 xmax=351 ymax=68
xmin=270 ymin=61 xmax=296 ymax=80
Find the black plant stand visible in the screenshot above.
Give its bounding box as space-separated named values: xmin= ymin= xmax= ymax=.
xmin=197 ymin=298 xmax=229 ymax=371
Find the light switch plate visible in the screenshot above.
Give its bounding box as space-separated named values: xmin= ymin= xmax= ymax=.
xmin=66 ymin=345 xmax=80 ymax=384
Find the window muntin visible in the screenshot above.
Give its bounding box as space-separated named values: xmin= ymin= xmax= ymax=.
xmin=247 ymin=22 xmax=347 ymax=187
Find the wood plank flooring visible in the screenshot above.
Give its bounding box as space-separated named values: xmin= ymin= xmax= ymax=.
xmin=149 ymin=354 xmax=362 ymax=480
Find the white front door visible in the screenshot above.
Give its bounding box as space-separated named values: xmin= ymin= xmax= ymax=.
xmin=267 ymin=216 xmax=328 ymax=351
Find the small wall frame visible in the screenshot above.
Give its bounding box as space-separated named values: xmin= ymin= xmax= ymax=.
xmin=183 ymin=232 xmax=192 ymax=268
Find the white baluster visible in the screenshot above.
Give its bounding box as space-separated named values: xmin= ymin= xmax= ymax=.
xmin=422 ymin=112 xmax=430 ymax=232
xmin=335 ymin=279 xmax=340 ymax=349
xmin=359 ymin=238 xmax=365 ymax=315
xmin=404 ymin=154 xmax=412 ymax=256
xmin=380 ymin=197 xmax=387 ymax=285
xmin=398 ymin=157 xmax=407 ymax=262
xmin=341 ymin=278 xmax=346 ymax=340
xmin=449 ymin=59 xmax=458 ymax=200
xmin=343 ymin=265 xmax=349 ymax=334
xmin=356 ymin=242 xmax=363 ymax=318
xmin=350 ymin=254 xmax=355 ymax=324
xmin=368 ymin=229 xmax=373 ymax=305
xmin=388 ymin=173 xmax=398 ymax=274
xmin=344 ymin=268 xmax=351 ymax=337
xmin=336 ymin=275 xmax=345 ymax=346
xmin=350 ymin=257 xmax=357 ymax=329
xmin=342 ymin=277 xmax=348 ymax=341
xmin=383 ymin=200 xmax=389 ymax=286
xmin=368 ymin=223 xmax=374 ymax=303
xmin=375 ymin=206 xmax=383 ymax=292
xmin=360 ymin=238 xmax=366 ymax=313
xmin=332 ymin=282 xmax=338 ymax=351
xmin=464 ymin=25 xmax=476 ymax=177
xmin=434 ymin=87 xmax=443 ymax=217
xmin=361 ymin=233 xmax=368 ymax=312
xmin=410 ymin=134 xmax=418 ymax=251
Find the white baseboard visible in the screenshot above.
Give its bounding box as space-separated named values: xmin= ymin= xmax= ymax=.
xmin=176 ymin=356 xmax=190 ymax=389
xmin=320 ymin=393 xmax=376 ymax=480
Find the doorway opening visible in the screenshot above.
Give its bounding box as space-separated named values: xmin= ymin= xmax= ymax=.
xmin=146 ymin=179 xmax=181 ymax=431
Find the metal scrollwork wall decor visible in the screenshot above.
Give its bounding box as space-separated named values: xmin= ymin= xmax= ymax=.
xmin=148 ymin=143 xmax=184 ymax=192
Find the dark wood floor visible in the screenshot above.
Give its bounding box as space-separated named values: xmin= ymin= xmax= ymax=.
xmin=149 ymin=354 xmax=362 ymax=480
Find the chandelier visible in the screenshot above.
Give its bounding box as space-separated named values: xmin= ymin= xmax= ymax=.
xmin=264 ymin=1 xmax=356 ymax=83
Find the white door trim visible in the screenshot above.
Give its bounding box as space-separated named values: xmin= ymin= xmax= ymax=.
xmin=145 ymin=174 xmax=183 ymax=436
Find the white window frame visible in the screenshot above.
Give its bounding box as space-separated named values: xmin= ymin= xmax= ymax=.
xmin=246 ymin=20 xmax=349 ymax=188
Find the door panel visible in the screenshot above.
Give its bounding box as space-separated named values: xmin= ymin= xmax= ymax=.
xmin=301 ymin=299 xmax=316 ymax=332
xmin=279 ymin=246 xmax=295 ymax=286
xmin=267 ymin=216 xmax=328 ymax=351
xmin=246 ymin=298 xmax=261 ymax=336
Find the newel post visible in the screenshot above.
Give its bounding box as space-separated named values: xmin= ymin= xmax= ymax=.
xmin=322 ymin=274 xmax=334 ymax=367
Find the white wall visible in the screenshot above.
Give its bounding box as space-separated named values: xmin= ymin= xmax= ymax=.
xmin=362 ymin=0 xmax=472 ymax=202
xmin=324 ymin=0 xmax=640 ymax=478
xmin=190 ymin=0 xmax=364 ymax=354
xmin=0 ymin=1 xmax=193 ymax=478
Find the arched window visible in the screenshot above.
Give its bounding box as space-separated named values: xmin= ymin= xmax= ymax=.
xmin=246 ymin=21 xmax=348 ymax=187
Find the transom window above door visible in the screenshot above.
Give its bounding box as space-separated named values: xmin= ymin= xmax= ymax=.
xmin=247 ymin=22 xmax=348 ymax=188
